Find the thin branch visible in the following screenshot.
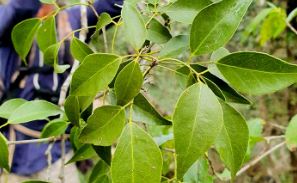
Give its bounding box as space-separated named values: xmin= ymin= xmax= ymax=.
xmin=236 ymin=141 xmax=286 ymax=176
xmin=287 ymin=22 xmax=297 ymax=36
xmin=264 ymin=135 xmax=285 ymax=143
xmin=45 ymin=142 xmax=55 ymax=181
xmin=7 ymin=137 xmax=57 ymax=145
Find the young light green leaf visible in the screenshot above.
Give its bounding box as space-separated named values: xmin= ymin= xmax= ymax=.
xmin=64 ymin=96 xmax=80 ymax=126
xmin=70 ymin=37 xmax=94 ymax=63
xmin=111 ymin=123 xmax=163 ymax=183
xmin=89 ymin=160 xmax=111 ymax=183
xmin=216 ymin=52 xmax=297 ymax=95
xmin=164 ymin=0 xmax=212 ymax=24
xmin=8 ymin=100 xmax=63 ymax=124
xmin=147 ymin=19 xmax=172 ymax=44
xmin=133 ymin=93 xmax=171 ymax=125
xmin=190 ymin=0 xmax=253 ymax=55
xmin=0 ymin=99 xmax=27 ymax=119
xmin=96 ymin=13 xmax=112 ymax=31
xmin=41 ymin=120 xmax=69 ymax=138
xmin=115 ymin=61 xmax=143 ymax=105
xmin=79 ymin=106 xmax=126 ymax=146
xmin=37 ymin=16 xmax=57 ymax=52
xmin=67 ymin=144 xmax=96 ymax=164
xmin=215 ymin=101 xmax=249 ymax=178
xmin=0 ymin=132 xmax=9 ymax=171
xmin=183 ymin=158 xmax=213 ymax=183
xmin=159 ymin=35 xmax=189 ymax=59
xmin=286 ymin=115 xmax=297 ymax=151
xmin=44 ymin=42 xmax=69 ymax=73
xmin=122 ymin=2 xmax=147 ymax=49
xmin=173 ymin=83 xmax=223 ymax=179
xmin=12 ymin=18 xmax=41 ymax=61
xmin=71 ymin=53 xmax=121 ymax=96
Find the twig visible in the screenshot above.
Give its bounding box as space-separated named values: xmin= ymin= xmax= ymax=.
xmin=59 ymin=135 xmax=66 ymax=183
xmin=45 ymin=142 xmax=55 ymax=181
xmin=7 ymin=137 xmax=57 ymax=145
xmin=236 ymin=141 xmax=286 ymax=176
xmin=264 ymin=135 xmax=285 ymax=143
xmin=287 ymin=22 xmax=297 ymax=36
xmin=161 ymin=147 xmax=175 ymax=153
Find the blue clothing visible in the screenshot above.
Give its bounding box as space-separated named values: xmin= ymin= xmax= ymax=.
xmin=0 ymin=0 xmax=122 ymax=176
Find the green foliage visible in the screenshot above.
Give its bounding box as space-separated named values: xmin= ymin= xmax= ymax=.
xmin=0 ymin=99 xmax=26 ymax=119
xmin=286 ymin=115 xmax=297 ymax=151
xmin=89 ymin=160 xmax=111 ymax=183
xmin=41 ymin=120 xmax=69 ymax=138
xmin=183 ymin=158 xmax=213 ymax=183
xmin=0 ymin=132 xmax=9 ymax=171
xmin=37 ymin=16 xmax=57 ymax=52
xmin=70 ymin=37 xmax=94 ymax=63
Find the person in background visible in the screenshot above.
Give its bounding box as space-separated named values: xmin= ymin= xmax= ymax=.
xmin=0 ymin=0 xmax=122 ymax=182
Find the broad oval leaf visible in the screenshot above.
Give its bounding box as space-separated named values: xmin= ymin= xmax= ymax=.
xmin=41 ymin=120 xmax=69 ymax=138
xmin=8 ymin=100 xmax=63 ymax=124
xmin=12 ymin=18 xmax=41 ymax=61
xmin=122 ymin=2 xmax=147 ymax=49
xmin=216 ymin=52 xmax=297 ymax=95
xmin=37 ymin=16 xmax=57 ymax=52
xmin=79 ymin=105 xmax=126 ymax=146
xmin=71 ymin=53 xmax=121 ymax=96
xmin=0 ymin=132 xmax=9 ymax=171
xmin=215 ymin=101 xmax=249 ymax=178
xmin=133 ymin=93 xmax=171 ymax=125
xmin=286 ymin=115 xmax=297 ymax=151
xmin=70 ymin=37 xmax=94 ymax=63
xmin=164 ymin=0 xmax=212 ymax=24
xmin=115 ymin=61 xmax=143 ymax=105
xmin=173 ymin=83 xmax=223 ymax=179
xmin=67 ymin=144 xmax=96 ymax=164
xmin=147 ymin=19 xmax=172 ymax=44
xmin=190 ymin=0 xmax=253 ymax=55
xmin=111 ymin=123 xmax=163 ymax=183
xmin=159 ymin=35 xmax=189 ymax=59
xmin=0 ymin=99 xmax=27 ymax=119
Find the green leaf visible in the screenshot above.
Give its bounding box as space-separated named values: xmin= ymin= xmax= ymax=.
xmin=89 ymin=160 xmax=111 ymax=183
xmin=111 ymin=123 xmax=163 ymax=183
xmin=93 ymin=145 xmax=112 ymax=165
xmin=115 ymin=61 xmax=143 ymax=105
xmin=8 ymin=100 xmax=63 ymax=124
xmin=216 ymin=52 xmax=297 ymax=95
xmin=37 ymin=16 xmax=57 ymax=52
xmin=12 ymin=18 xmax=41 ymax=61
xmin=79 ymin=105 xmax=126 ymax=146
xmin=183 ymin=158 xmax=213 ymax=183
xmin=109 ymin=60 xmax=132 ymax=88
xmin=122 ymin=2 xmax=147 ymax=49
xmin=190 ymin=0 xmax=253 ymax=55
xmin=71 ymin=53 xmax=121 ymax=96
xmin=287 ymin=7 xmax=297 ymax=23
xmin=0 ymin=99 xmax=27 ymax=119
xmin=286 ymin=115 xmax=297 ymax=151
xmin=41 ymin=120 xmax=69 ymax=138
xmin=96 ymin=13 xmax=112 ymax=30
xmin=64 ymin=96 xmax=80 ymax=126
xmin=70 ymin=37 xmax=94 ymax=63
xmin=215 ymin=101 xmax=249 ymax=177
xmin=164 ymin=0 xmax=212 ymax=24
xmin=67 ymin=144 xmax=96 ymax=164
xmin=0 ymin=132 xmax=9 ymax=171
xmin=44 ymin=43 xmax=70 ymax=73
xmin=159 ymin=35 xmax=189 ymax=58
xmin=147 ymin=18 xmax=172 ymax=44
xmin=133 ymin=93 xmax=171 ymax=125
xmin=173 ymin=83 xmax=223 ymax=179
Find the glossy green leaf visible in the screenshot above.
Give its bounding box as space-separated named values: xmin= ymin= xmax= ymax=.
xmin=115 ymin=61 xmax=143 ymax=105
xmin=173 ymin=83 xmax=223 ymax=179
xmin=12 ymin=18 xmax=41 ymax=61
xmin=215 ymin=101 xmax=249 ymax=177
xmin=216 ymin=52 xmax=297 ymax=95
xmin=111 ymin=123 xmax=163 ymax=183
xmin=133 ymin=93 xmax=171 ymax=125
xmin=64 ymin=96 xmax=80 ymax=126
xmin=0 ymin=99 xmax=27 ymax=119
xmin=164 ymin=0 xmax=212 ymax=24
xmin=79 ymin=105 xmax=126 ymax=146
xmin=147 ymin=19 xmax=171 ymax=44
xmin=71 ymin=53 xmax=121 ymax=96
xmin=67 ymin=144 xmax=96 ymax=164
xmin=93 ymin=145 xmax=112 ymax=165
xmin=41 ymin=120 xmax=69 ymax=138
xmin=89 ymin=160 xmax=111 ymax=183
xmin=37 ymin=16 xmax=57 ymax=52
xmin=122 ymin=2 xmax=147 ymax=49
xmin=190 ymin=0 xmax=253 ymax=55
xmin=70 ymin=37 xmax=94 ymax=63
xmin=286 ymin=115 xmax=297 ymax=151
xmin=183 ymin=158 xmax=213 ymax=183
xmin=159 ymin=35 xmax=189 ymax=58
xmin=0 ymin=132 xmax=9 ymax=171
xmin=8 ymin=100 xmax=63 ymax=124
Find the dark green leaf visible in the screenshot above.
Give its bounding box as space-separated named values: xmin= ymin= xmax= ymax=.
xmin=109 ymin=60 xmax=132 ymax=88
xmin=37 ymin=16 xmax=57 ymax=52
xmin=93 ymin=145 xmax=111 ymax=165
xmin=70 ymin=37 xmax=94 ymax=63
xmin=147 ymin=18 xmax=171 ymax=44
xmin=41 ymin=120 xmax=69 ymax=138
xmin=89 ymin=160 xmax=111 ymax=183
xmin=111 ymin=123 xmax=163 ymax=183
xmin=67 ymin=144 xmax=96 ymax=164
xmin=190 ymin=0 xmax=253 ymax=55
xmin=115 ymin=61 xmax=143 ymax=105
xmin=0 ymin=99 xmax=27 ymax=119
xmin=64 ymin=96 xmax=80 ymax=126
xmin=12 ymin=18 xmax=41 ymax=61
xmin=79 ymin=105 xmax=126 ymax=146
xmin=173 ymin=83 xmax=223 ymax=179
xmin=0 ymin=132 xmax=9 ymax=171
xmin=216 ymin=52 xmax=297 ymax=95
